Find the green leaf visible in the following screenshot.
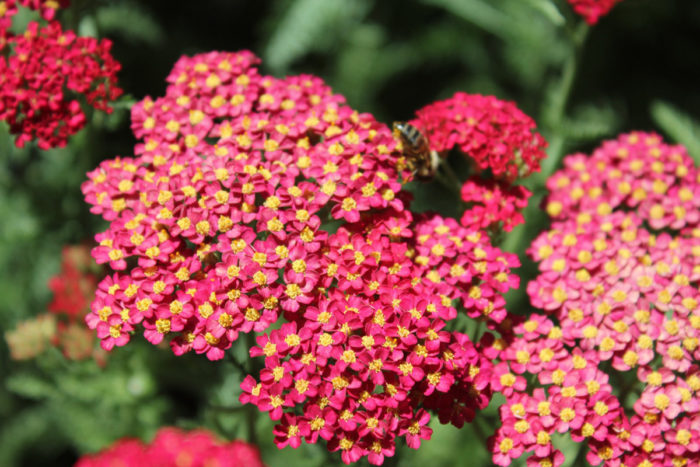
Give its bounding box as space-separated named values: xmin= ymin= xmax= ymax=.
xmin=420 ymin=0 xmax=550 ymax=43
xmin=520 ymin=0 xmax=565 ymax=25
xmin=5 ymin=372 xmax=55 ymax=400
xmin=420 ymin=0 xmax=514 ymax=39
xmin=650 ymin=101 xmax=700 ymax=165
xmin=110 ymin=95 xmax=138 ymax=111
xmin=557 ymin=103 xmax=619 ymax=142
xmin=95 ymin=3 xmax=165 ymax=46
xmin=0 ymin=407 xmax=52 ymax=466
xmin=264 ymin=0 xmax=371 ymax=72
xmin=78 ymin=15 xmax=98 ymax=38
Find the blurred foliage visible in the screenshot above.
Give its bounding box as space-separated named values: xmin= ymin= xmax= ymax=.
xmin=1 ymin=0 xmax=699 ymax=466
xmin=651 ymin=100 xmax=700 ymax=164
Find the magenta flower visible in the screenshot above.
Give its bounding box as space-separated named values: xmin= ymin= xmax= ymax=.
xmin=412 ymin=92 xmax=547 ymax=182
xmin=80 ymin=49 xmax=531 ymax=464
xmin=567 ymin=0 xmax=623 ymax=24
xmin=0 ymin=13 xmax=121 ymax=148
xmin=459 ymin=178 xmax=531 ymax=232
xmin=75 ymin=427 xmax=265 ymax=467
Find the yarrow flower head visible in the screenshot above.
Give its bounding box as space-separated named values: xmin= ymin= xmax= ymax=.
xmin=545 ymin=131 xmax=699 ymax=232
xmin=0 ymin=1 xmax=122 ymax=149
xmin=24 ymin=0 xmax=70 ymax=19
xmin=82 ymin=50 xmax=523 ymax=463
xmin=491 ymin=132 xmax=700 ymax=466
xmin=567 ymin=0 xmax=623 ymax=25
xmin=0 ymin=1 xmax=70 ymax=23
xmin=411 ymin=92 xmax=547 ymax=182
xmin=242 ymin=213 xmax=519 ymax=463
xmin=74 ymin=427 xmax=265 ymax=467
xmin=1 ymin=0 xmax=71 ymax=46
xmin=83 ymin=50 xmax=410 ymax=359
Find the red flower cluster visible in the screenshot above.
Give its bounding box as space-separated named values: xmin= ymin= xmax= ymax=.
xmin=5 ymin=245 xmax=105 ymax=361
xmin=74 ymin=427 xmax=265 ymax=467
xmin=460 ymin=178 xmax=531 ymax=232
xmin=49 ymin=245 xmax=100 ymax=320
xmin=48 ymin=245 xmax=107 ymax=360
xmin=82 ymin=50 xmax=523 ymax=463
xmin=491 ymin=132 xmax=700 ymax=465
xmin=16 ymin=0 xmax=69 ymax=20
xmin=411 ymin=92 xmax=547 ymax=182
xmin=82 ymin=50 xmax=412 ymax=358
xmin=242 ymin=213 xmax=519 ymax=464
xmin=568 ymin=0 xmax=622 ymax=25
xmin=0 ymin=1 xmax=121 ymax=149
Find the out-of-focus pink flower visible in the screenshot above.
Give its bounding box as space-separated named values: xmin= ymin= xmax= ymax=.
xmin=74 ymin=427 xmax=265 ymax=467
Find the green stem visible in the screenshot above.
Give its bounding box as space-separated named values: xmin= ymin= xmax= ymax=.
xmin=434 ymin=171 xmax=461 ymax=198
xmin=614 ymin=369 xmax=639 ymax=406
xmin=502 ymin=21 xmax=589 ymax=256
xmin=540 ymin=21 xmax=590 ymax=179
xmin=435 ymin=165 xmax=461 ymax=197
xmin=322 ymin=446 xmax=339 ymax=465
xmin=470 ymin=416 xmax=491 ymax=450
xmin=247 ymin=404 xmax=258 ymax=446
xmin=471 ymin=319 xmax=483 ymax=343
xmin=207 ymin=405 xmax=249 ymax=413
xmin=440 ymin=158 xmax=463 ymax=191
xmin=225 ymin=351 xmax=248 ymax=375
xmin=500 ymin=191 xmax=546 ymax=254
xmin=245 ymin=332 xmax=260 ymax=445
xmin=570 ymin=439 xmax=589 ymax=467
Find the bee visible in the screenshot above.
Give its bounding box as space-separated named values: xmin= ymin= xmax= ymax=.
xmin=392 ymin=122 xmax=439 ymax=181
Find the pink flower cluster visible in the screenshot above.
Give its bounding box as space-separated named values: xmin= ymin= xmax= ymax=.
xmin=0 ymin=1 xmax=121 ymax=149
xmin=567 ymin=0 xmax=622 ymax=25
xmin=460 ymin=178 xmax=531 ymax=232
xmin=74 ymin=427 xmax=265 ymax=467
xmin=490 ymin=132 xmax=700 ymax=465
xmin=242 ymin=213 xmax=519 ymax=464
xmin=411 ymin=92 xmax=547 ymax=182
xmin=546 ymin=132 xmax=699 ymax=232
xmin=82 ymin=50 xmax=523 ymax=463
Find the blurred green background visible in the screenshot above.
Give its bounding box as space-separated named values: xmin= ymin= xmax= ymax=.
xmin=1 ymin=0 xmax=699 ymax=465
